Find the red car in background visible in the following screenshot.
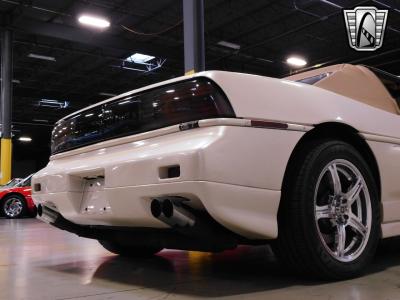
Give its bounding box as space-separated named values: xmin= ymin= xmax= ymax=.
xmin=0 ymin=174 xmax=36 ymax=219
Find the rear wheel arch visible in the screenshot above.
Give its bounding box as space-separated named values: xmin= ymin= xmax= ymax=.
xmin=1 ymin=192 xmax=26 ymax=202
xmin=281 ymin=122 xmax=381 ymax=206
xmin=274 ymin=135 xmax=381 ymax=278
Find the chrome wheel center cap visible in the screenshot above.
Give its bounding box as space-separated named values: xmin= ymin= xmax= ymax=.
xmin=331 ymin=195 xmax=349 ymax=223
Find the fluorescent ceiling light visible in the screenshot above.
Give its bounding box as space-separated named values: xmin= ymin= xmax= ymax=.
xmin=32 ymin=119 xmax=49 ymax=123
xmin=78 ymin=15 xmax=110 ymax=29
xmin=286 ymin=56 xmax=307 ymax=67
xmin=99 ymin=92 xmax=117 ymax=97
xmin=41 ymin=99 xmax=59 ymax=103
xmin=39 ymin=99 xmax=69 ymax=109
xmin=18 ymin=136 xmax=32 ymax=142
xmin=217 ymin=40 xmax=241 ymax=50
xmin=28 ymin=53 xmax=56 ymax=62
xmin=124 ymin=53 xmax=155 ymax=64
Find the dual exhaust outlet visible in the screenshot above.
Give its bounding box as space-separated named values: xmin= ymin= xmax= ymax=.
xmin=150 ymin=198 xmax=195 ymax=228
xmin=150 ymin=197 xmax=237 ymax=251
xmin=37 ymin=203 xmax=59 ymax=224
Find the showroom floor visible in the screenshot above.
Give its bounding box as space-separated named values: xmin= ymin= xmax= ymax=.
xmin=2 ymin=219 xmax=400 ymax=300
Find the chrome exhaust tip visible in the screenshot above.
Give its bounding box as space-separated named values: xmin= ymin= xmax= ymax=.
xmin=150 ymin=198 xmax=195 ymax=227
xmin=37 ymin=204 xmax=43 ymax=217
xmin=150 ymin=198 xmax=238 ymax=250
xmin=37 ymin=204 xmax=59 ymax=224
xmin=150 ymin=199 xmax=162 ymax=218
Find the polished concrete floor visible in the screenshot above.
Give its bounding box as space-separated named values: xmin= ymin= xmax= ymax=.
xmin=2 ymin=219 xmax=400 ymax=300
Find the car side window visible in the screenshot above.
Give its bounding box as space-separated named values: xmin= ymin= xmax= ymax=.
xmin=296 ymin=72 xmax=332 ymax=85
xmin=17 ymin=176 xmax=32 ymax=187
xmin=378 ymin=77 xmax=400 ymax=108
xmin=24 ymin=177 xmax=32 ymax=187
xmin=367 ymin=67 xmax=400 ymax=109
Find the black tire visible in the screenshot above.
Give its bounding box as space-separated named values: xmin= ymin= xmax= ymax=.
xmin=29 ymin=205 xmax=38 ymax=218
xmin=1 ymin=194 xmax=28 ymax=219
xmin=99 ymin=240 xmax=163 ymax=257
xmin=274 ymin=140 xmax=380 ymax=280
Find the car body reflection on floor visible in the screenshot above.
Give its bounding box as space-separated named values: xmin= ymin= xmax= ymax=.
xmin=1 ymin=218 xmax=400 ymax=300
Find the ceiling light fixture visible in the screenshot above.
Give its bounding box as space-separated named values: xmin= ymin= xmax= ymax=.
xmin=39 ymin=99 xmax=69 ymax=109
xmin=18 ymin=136 xmax=32 ymax=142
xmin=124 ymin=53 xmax=155 ymax=64
xmin=286 ymin=56 xmax=307 ymax=67
xmin=217 ymin=40 xmax=241 ymax=50
xmin=78 ymin=15 xmax=110 ymax=29
xmin=28 ymin=53 xmax=56 ymax=62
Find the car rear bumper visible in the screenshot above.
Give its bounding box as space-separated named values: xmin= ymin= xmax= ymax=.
xmin=32 ymin=125 xmax=304 ymax=239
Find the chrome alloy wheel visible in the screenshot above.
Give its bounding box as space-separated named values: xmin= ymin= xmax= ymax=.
xmin=314 ymin=159 xmax=372 ymax=262
xmin=4 ymin=197 xmax=24 ymax=218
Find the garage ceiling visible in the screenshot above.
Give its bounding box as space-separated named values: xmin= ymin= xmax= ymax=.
xmin=0 ymin=0 xmax=400 ymax=167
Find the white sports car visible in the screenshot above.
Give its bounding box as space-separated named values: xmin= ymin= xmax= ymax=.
xmin=32 ymin=64 xmax=400 ymax=279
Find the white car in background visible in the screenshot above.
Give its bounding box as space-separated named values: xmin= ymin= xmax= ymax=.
xmin=32 ymin=64 xmax=400 ymax=279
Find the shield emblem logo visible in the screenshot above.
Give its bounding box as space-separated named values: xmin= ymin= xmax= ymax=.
xmin=343 ymin=6 xmax=388 ymax=51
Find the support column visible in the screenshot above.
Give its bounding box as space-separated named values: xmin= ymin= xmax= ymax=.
xmin=0 ymin=29 xmax=13 ymax=184
xmin=183 ymin=0 xmax=205 ymax=75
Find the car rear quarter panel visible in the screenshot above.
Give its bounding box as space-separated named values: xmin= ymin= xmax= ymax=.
xmin=203 ymin=71 xmax=400 ymax=231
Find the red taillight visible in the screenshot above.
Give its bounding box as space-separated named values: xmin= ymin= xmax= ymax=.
xmin=51 ymin=78 xmax=235 ymax=154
